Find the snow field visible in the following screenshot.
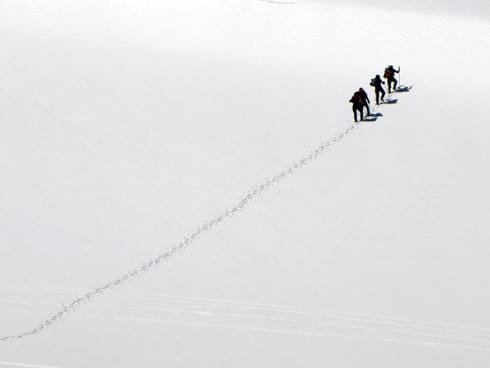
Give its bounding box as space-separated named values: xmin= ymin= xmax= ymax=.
xmin=1 ymin=0 xmax=490 ymax=367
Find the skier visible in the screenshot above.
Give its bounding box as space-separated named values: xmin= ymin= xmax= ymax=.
xmin=370 ymin=75 xmax=385 ymax=105
xmin=384 ymin=65 xmax=400 ymax=93
xmin=349 ymin=91 xmax=364 ymax=122
xmin=357 ymin=87 xmax=370 ymax=116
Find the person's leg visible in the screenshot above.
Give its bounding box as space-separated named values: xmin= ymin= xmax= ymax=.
xmin=364 ymin=101 xmax=370 ymax=115
xmin=381 ymin=88 xmax=385 ymax=102
xmin=393 ymin=78 xmax=398 ymax=91
xmin=375 ymin=90 xmax=380 ymax=105
xmin=359 ymin=107 xmax=364 ymax=121
xmin=352 ymin=106 xmax=358 ymax=122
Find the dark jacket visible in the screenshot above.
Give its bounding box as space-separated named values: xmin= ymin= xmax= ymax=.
xmin=372 ymin=76 xmax=385 ymax=90
xmin=384 ymin=66 xmax=400 ymax=79
xmin=349 ymin=92 xmax=363 ymax=109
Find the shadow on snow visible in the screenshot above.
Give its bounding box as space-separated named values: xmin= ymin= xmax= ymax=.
xmin=394 ymin=85 xmax=413 ymax=93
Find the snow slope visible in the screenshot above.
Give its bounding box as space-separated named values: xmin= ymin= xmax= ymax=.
xmin=1 ymin=0 xmax=490 ymax=366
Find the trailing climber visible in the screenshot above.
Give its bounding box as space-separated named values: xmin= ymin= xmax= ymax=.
xmin=349 ymin=91 xmax=364 ymax=122
xmin=370 ymin=75 xmax=385 ymax=105
xmin=358 ymin=87 xmax=370 ymax=116
xmin=384 ymin=65 xmax=400 ymax=93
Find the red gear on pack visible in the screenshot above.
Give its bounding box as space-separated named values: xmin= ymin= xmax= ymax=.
xmin=358 ymin=88 xmax=368 ymax=101
xmin=384 ymin=67 xmax=394 ymax=79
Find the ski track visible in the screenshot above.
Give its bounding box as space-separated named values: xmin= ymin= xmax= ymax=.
xmin=0 ymin=362 xmax=66 ymax=368
xmin=3 ymin=285 xmax=490 ymax=350
xmin=4 ymin=301 xmax=490 ymax=352
xmin=5 ymin=286 xmax=490 ymax=339
xmin=3 ymin=303 xmax=490 ymax=349
xmin=0 ymin=123 xmax=359 ymax=342
xmin=99 ymin=316 xmax=490 ymax=352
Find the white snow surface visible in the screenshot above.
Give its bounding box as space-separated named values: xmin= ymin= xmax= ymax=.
xmin=1 ymin=0 xmax=490 ymax=366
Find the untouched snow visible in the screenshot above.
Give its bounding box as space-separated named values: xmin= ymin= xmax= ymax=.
xmin=1 ymin=0 xmax=490 ymax=366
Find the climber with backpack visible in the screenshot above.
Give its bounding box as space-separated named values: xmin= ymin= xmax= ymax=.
xmin=349 ymin=91 xmax=364 ymax=122
xmin=357 ymin=87 xmax=370 ymax=116
xmin=370 ymin=75 xmax=385 ymax=105
xmin=384 ymin=65 xmax=400 ymax=93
